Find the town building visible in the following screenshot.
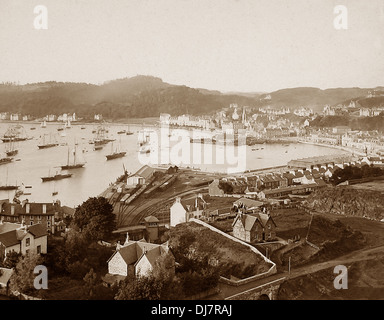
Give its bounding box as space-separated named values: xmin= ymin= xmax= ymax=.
xmin=169 ymin=194 xmax=207 ymax=227
xmin=0 ymin=200 xmax=58 ymax=234
xmin=232 ymin=212 xmax=277 ymax=243
xmin=126 ymin=165 xmax=156 ymax=187
xmin=104 ymin=237 xmax=175 ymax=285
xmin=0 ymin=222 xmax=48 ymax=259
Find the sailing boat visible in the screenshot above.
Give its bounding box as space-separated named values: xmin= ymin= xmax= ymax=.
xmin=5 ymin=139 xmax=18 ymax=157
xmin=126 ymin=124 xmax=134 ymax=135
xmin=138 ymin=129 xmax=152 ymax=154
xmin=106 ymin=140 xmax=126 ymax=160
xmin=41 ymin=168 xmax=72 ymax=182
xmin=38 ymin=133 xmax=59 ymax=149
xmin=0 ymin=168 xmax=19 ymax=190
xmin=41 ymin=120 xmax=47 ymax=128
xmin=65 ymin=119 xmax=71 ymax=129
xmin=61 ymin=145 xmax=86 ymax=169
xmin=0 ymin=152 xmax=13 ymax=165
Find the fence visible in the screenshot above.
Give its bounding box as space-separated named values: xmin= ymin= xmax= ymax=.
xmin=189 ymin=218 xmax=277 ymax=287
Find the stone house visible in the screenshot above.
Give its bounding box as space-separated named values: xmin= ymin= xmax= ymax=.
xmin=232 ymin=212 xmax=277 ymax=243
xmin=104 ymin=238 xmax=175 ymax=285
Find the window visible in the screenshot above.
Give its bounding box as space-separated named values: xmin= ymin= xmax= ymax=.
xmin=47 ymin=221 xmax=51 ymax=227
xmin=30 ymin=215 xmax=34 ymax=220
xmin=38 ymin=215 xmax=41 ymax=221
xmin=37 ymin=245 xmax=41 ymax=254
xmin=26 ymin=238 xmax=30 ymax=247
xmin=26 ymin=249 xmax=29 ymax=255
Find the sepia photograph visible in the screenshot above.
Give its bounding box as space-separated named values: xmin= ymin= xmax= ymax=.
xmin=0 ymin=0 xmax=384 ymax=310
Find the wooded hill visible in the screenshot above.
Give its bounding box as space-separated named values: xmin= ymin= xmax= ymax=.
xmin=0 ymin=76 xmax=382 ymax=119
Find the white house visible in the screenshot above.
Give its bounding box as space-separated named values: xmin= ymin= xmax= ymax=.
xmin=0 ymin=223 xmax=48 ymax=259
xmin=170 ymin=197 xmax=187 ymax=227
xmin=170 ymin=195 xmax=207 ymax=227
xmin=105 ymin=238 xmax=175 ymax=285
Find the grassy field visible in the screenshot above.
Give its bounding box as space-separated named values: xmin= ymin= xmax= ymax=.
xmin=270 ymin=208 xmax=312 ymax=240
xmin=347 ymin=180 xmax=384 ymax=193
xmin=169 ymin=221 xmax=273 ymax=279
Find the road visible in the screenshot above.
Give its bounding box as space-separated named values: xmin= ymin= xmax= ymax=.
xmin=207 ymin=244 xmax=384 ymax=300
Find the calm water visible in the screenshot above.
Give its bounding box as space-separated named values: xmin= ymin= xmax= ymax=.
xmin=0 ymin=122 xmax=349 ymax=208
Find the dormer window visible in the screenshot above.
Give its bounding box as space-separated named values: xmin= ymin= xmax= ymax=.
xmin=42 ymin=204 xmax=47 ymax=214
xmin=11 ymin=206 xmax=15 ymax=215
xmin=26 ymin=203 xmax=30 ymax=214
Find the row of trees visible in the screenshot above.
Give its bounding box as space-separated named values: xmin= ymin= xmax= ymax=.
xmin=331 ymin=165 xmax=384 ymax=185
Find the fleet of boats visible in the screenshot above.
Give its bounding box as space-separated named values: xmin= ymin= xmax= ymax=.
xmin=0 ymin=122 xmax=142 ymax=195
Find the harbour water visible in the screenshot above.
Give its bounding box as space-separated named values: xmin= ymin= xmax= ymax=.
xmin=0 ymin=122 xmax=350 ymax=208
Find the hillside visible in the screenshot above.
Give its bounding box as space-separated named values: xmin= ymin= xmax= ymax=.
xmin=0 ymin=77 xmax=383 ymax=119
xmin=0 ymin=76 xmax=259 ymax=120
xmin=259 ymin=87 xmax=384 ymax=111
xmin=278 ymin=257 xmax=384 ymax=300
xmin=302 ymin=186 xmax=384 ymax=221
xmin=169 ymin=221 xmax=272 ymax=279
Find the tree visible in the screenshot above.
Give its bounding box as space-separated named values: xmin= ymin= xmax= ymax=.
xmin=83 ymin=268 xmax=98 ymax=299
xmin=9 ymin=253 xmax=44 ymax=295
xmin=0 ymin=251 xmax=22 ymax=269
xmin=115 ymin=273 xmax=182 ymax=300
xmin=73 ymin=197 xmax=116 ymax=241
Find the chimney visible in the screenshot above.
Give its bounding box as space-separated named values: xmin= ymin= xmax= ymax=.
xmin=124 ymin=232 xmax=129 ymax=244
xmin=175 ymin=197 xmax=181 ymax=203
xmin=11 ymin=205 xmax=15 ymax=215
xmin=26 ymin=203 xmax=30 ymax=214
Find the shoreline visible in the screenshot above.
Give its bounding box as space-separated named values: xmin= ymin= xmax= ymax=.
xmin=297 ymin=139 xmax=367 ymax=157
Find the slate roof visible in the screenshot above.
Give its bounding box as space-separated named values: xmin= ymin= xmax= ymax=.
xmin=133 ymin=165 xmax=155 ymax=180
xmin=0 ymin=224 xmax=47 ymax=248
xmin=27 ymin=224 xmax=47 ymax=238
xmin=109 ymin=240 xmax=167 ymax=268
xmin=233 ymin=212 xmax=276 ymax=231
xmin=233 ymin=198 xmax=263 ymax=209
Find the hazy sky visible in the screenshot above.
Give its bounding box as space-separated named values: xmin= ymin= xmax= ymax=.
xmin=0 ymin=0 xmax=383 ymax=92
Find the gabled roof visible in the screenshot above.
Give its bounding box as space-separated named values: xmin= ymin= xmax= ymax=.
xmin=282 ymin=172 xmax=295 ymax=179
xmin=133 ymin=165 xmax=155 ymax=180
xmin=0 ymin=224 xmax=47 ymax=248
xmin=144 ymin=215 xmax=159 ymax=223
xmin=0 ymin=229 xmax=23 ymax=247
xmin=27 ymin=224 xmax=47 ymax=238
xmin=109 ymin=240 xmax=167 ymax=267
xmin=233 ymin=212 xmax=275 ymax=231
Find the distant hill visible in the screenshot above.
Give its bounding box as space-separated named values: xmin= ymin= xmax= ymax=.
xmin=0 ymin=76 xmax=259 ymax=119
xmin=259 ymin=87 xmax=383 ymax=110
xmin=0 ymin=76 xmax=383 ymax=119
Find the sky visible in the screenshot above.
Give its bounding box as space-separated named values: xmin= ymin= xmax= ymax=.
xmin=0 ymin=0 xmax=383 ymax=92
